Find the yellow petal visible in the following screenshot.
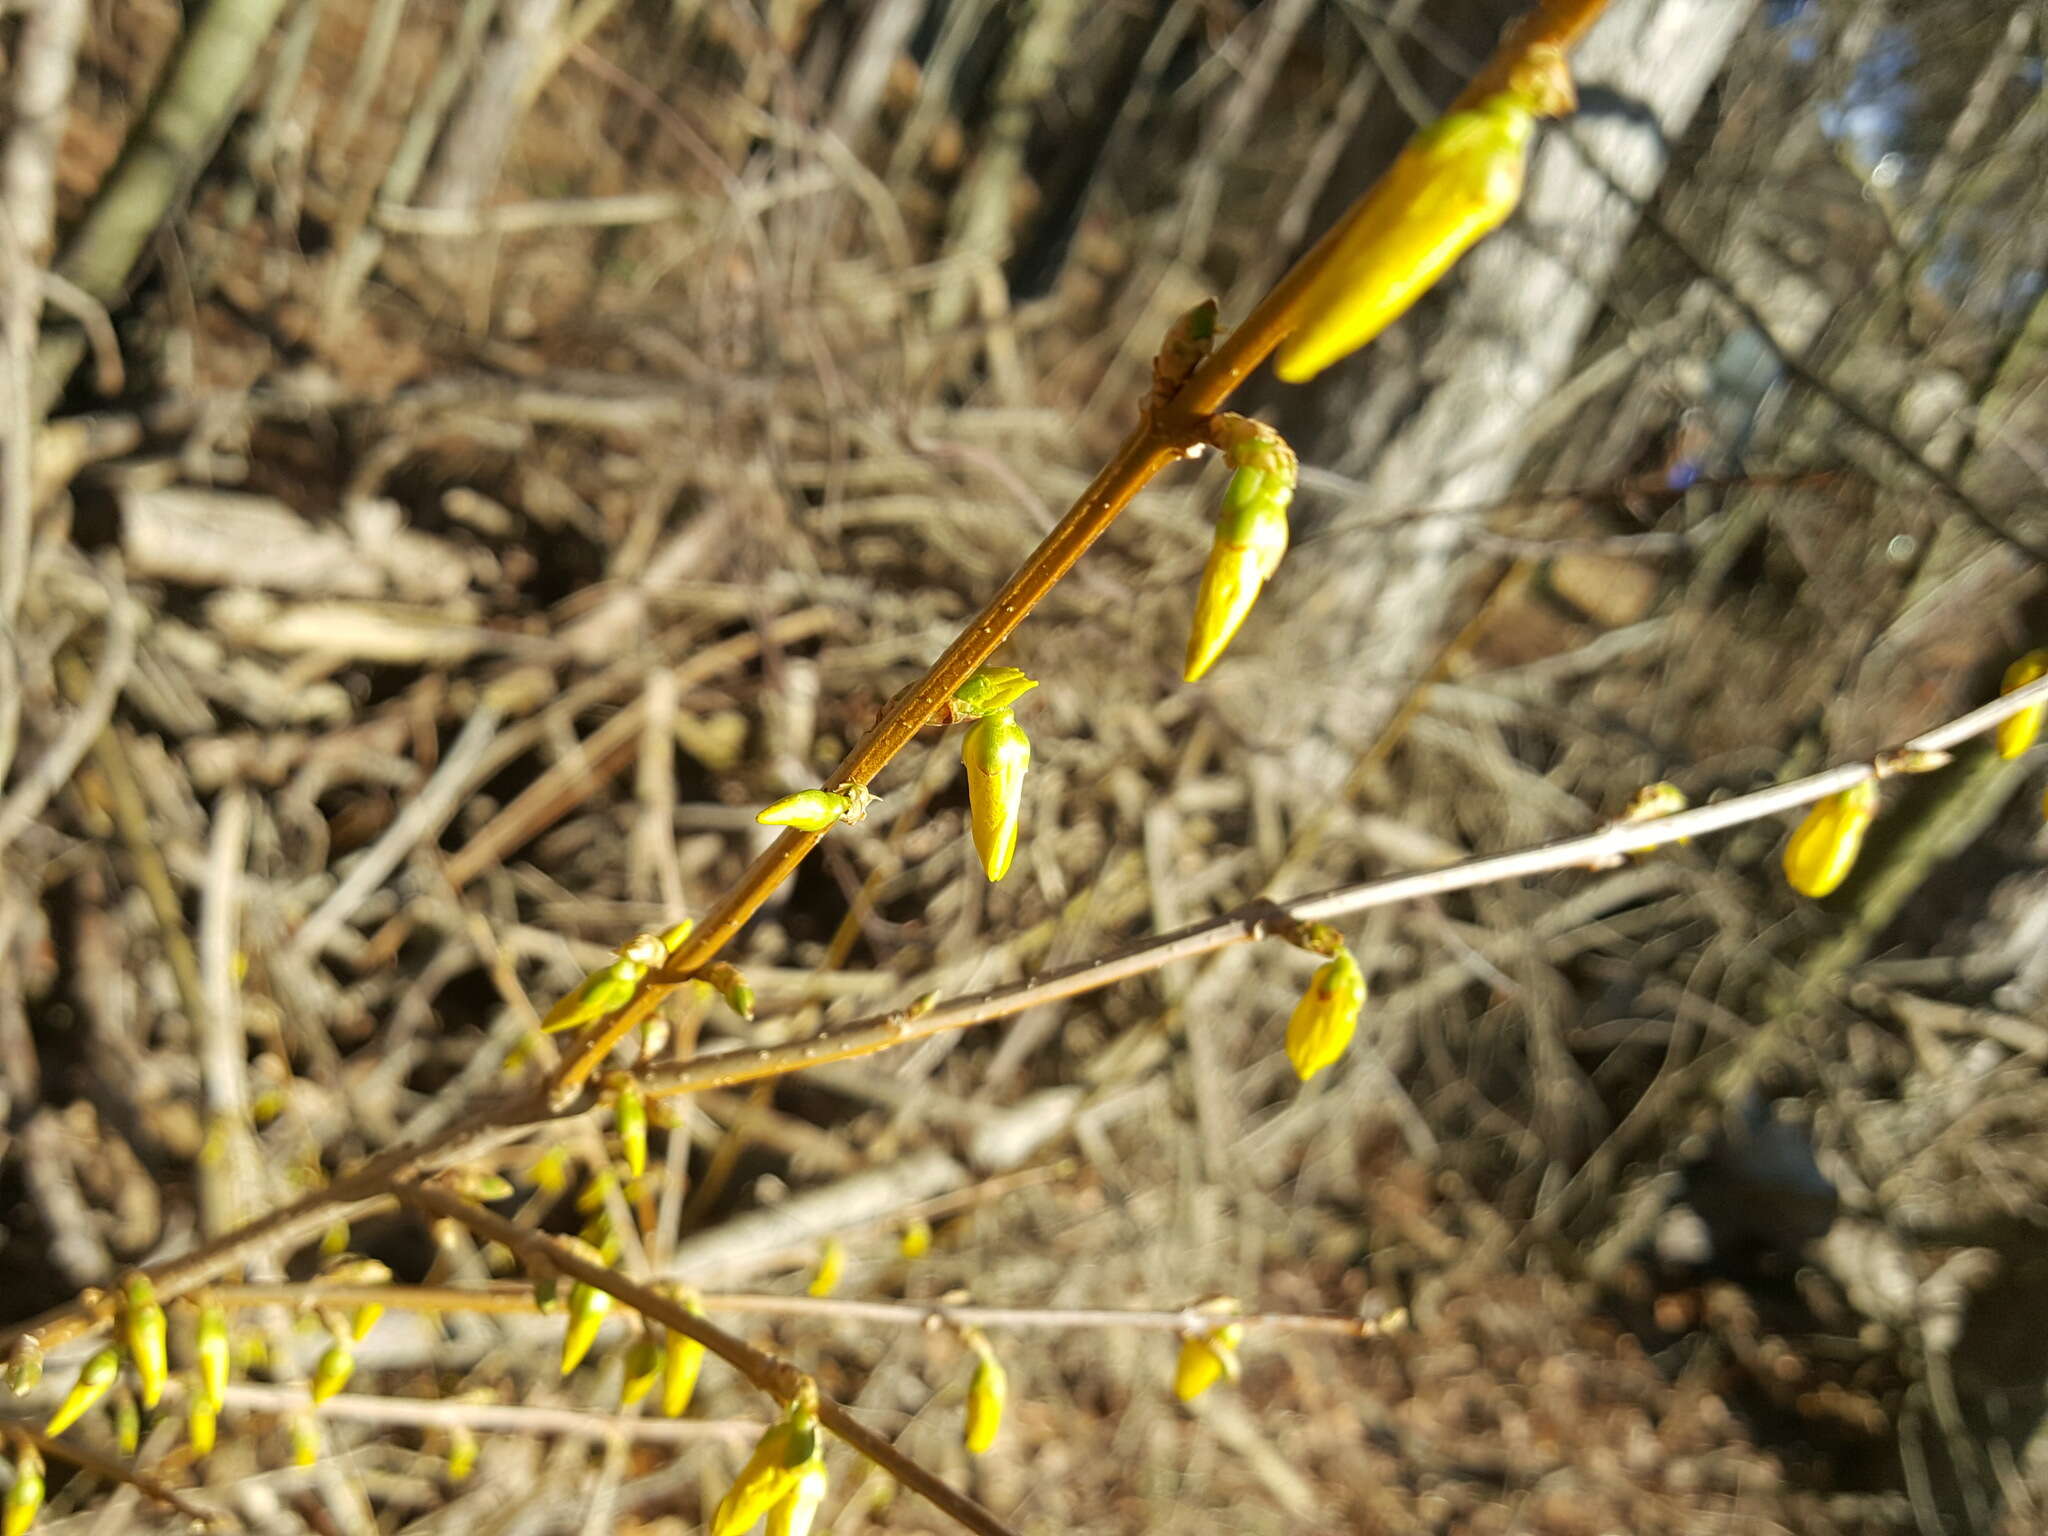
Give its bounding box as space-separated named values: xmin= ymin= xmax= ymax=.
xmin=1995 ymin=649 xmax=2047 ymax=759
xmin=963 ymin=711 xmax=1031 ymax=882
xmin=965 ymin=1351 xmax=1007 ymax=1454
xmin=1275 ymin=96 xmax=1536 ymax=383
xmin=1782 ymin=779 xmax=1879 ymax=899
xmin=807 ymin=1238 xmax=845 ymax=1298
xmin=1285 ymin=949 xmax=1366 ymax=1081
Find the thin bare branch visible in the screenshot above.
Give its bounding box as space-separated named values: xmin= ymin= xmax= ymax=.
xmin=631 ymin=678 xmax=2048 ymax=1102
xmin=218 ymin=1381 xmax=760 ymax=1444
xmin=202 ymin=1280 xmax=1406 ymax=1340
xmin=393 ymin=1180 xmax=1024 ymax=1536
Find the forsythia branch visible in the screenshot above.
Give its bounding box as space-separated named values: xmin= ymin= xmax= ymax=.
xmin=390 ymin=1180 xmax=1023 ymax=1536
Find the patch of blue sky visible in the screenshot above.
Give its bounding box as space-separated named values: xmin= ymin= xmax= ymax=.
xmin=1817 ymin=25 xmax=1919 ymax=174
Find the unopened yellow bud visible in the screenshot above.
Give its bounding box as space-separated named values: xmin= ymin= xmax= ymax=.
xmin=318 ymin=1256 xmax=392 ymax=1342
xmin=446 ymin=1423 xmax=479 ymax=1481
xmin=620 ymin=1334 xmax=662 ymax=1409
xmin=5 ymin=1443 xmax=44 ymax=1536
xmin=898 ymin=1218 xmax=932 ymax=1260
xmin=1285 ymin=947 xmax=1366 ymax=1081
xmin=447 ymin=1170 xmax=515 ymax=1201
xmin=946 ymin=666 xmax=1039 ymax=723
xmin=1782 ymin=778 xmax=1880 ymax=899
xmin=1621 ymin=780 xmax=1691 ymax=854
xmin=613 ymin=1077 xmax=649 ymax=1180
xmin=112 ymin=1391 xmax=139 ymax=1454
xmin=528 ymin=1146 xmax=572 ymax=1195
xmin=1995 ymin=649 xmax=2047 ymax=759
xmin=541 ymin=934 xmax=666 ymax=1033
xmin=560 ymin=1281 xmax=614 ymax=1374
xmin=46 ymin=1346 xmax=120 ymax=1435
xmin=311 ymin=1340 xmax=355 ymax=1404
xmin=120 ymin=1273 xmax=168 ymax=1409
xmin=660 ymin=918 xmax=695 ymax=953
xmin=1275 ymin=92 xmax=1547 ymax=383
xmin=195 ymin=1302 xmax=230 ymax=1414
xmin=757 ymin=790 xmax=853 ymax=832
xmin=661 ymin=1291 xmax=708 ymax=1418
xmin=965 ymin=1348 xmax=1007 ymax=1454
xmin=766 ymin=1457 xmax=828 ymax=1536
xmin=1184 ymin=462 xmax=1292 ymax=682
xmin=1173 ymin=1323 xmax=1244 ymax=1402
xmin=701 ymin=962 xmax=756 ymax=1021
xmin=187 ymin=1389 xmax=217 ymax=1457
xmin=807 ymin=1238 xmax=845 ymax=1299
xmin=711 ymin=1404 xmax=817 ymax=1536
xmin=962 ymin=710 xmax=1031 ymax=882
xmin=319 ymin=1220 xmax=350 ymax=1257
xmin=291 ymin=1414 xmax=320 ymax=1466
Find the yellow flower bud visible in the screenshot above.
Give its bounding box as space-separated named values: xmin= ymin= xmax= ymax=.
xmin=1995 ymin=649 xmax=2047 ymax=759
xmin=446 ymin=1423 xmax=479 ymax=1481
xmin=946 ymin=666 xmax=1040 ymax=723
xmin=1183 ymin=463 xmax=1292 ymax=681
xmin=1275 ymin=92 xmax=1546 ymax=383
xmin=560 ymin=1280 xmax=614 ymax=1375
xmin=5 ymin=1443 xmax=44 ymax=1536
xmin=807 ymin=1238 xmax=845 ymax=1299
xmin=290 ymin=1414 xmax=320 ymax=1466
xmin=311 ymin=1340 xmax=355 ymax=1404
xmin=661 ymin=1291 xmax=708 ymax=1418
xmin=319 ymin=1256 xmax=392 ymax=1342
xmin=1782 ymin=778 xmax=1880 ymax=899
xmin=898 ymin=1218 xmax=932 ymax=1260
xmin=541 ymin=934 xmax=667 ymax=1033
xmin=964 ymin=1348 xmax=1007 ymax=1455
xmin=613 ymin=1077 xmax=649 ymax=1180
xmin=1173 ymin=1323 xmax=1244 ymax=1402
xmin=711 ymin=1404 xmax=817 ymax=1536
xmin=195 ymin=1303 xmax=230 ymax=1415
xmin=46 ymin=1346 xmax=120 ymax=1435
xmin=527 ymin=1146 xmax=572 ymax=1195
xmin=962 ymin=709 xmax=1031 ymax=882
xmin=660 ymin=918 xmax=695 ymax=952
xmin=1285 ymin=947 xmax=1366 ymax=1082
xmin=447 ymin=1171 xmax=515 ymax=1201
xmin=187 ymin=1388 xmax=217 ymax=1457
xmin=319 ymin=1220 xmax=350 ymax=1257
xmin=112 ymin=1391 xmax=139 ymax=1455
xmin=120 ymin=1273 xmax=168 ymax=1409
xmin=701 ymin=962 xmax=756 ymax=1021
xmin=757 ymin=790 xmax=854 ymax=832
xmin=1621 ymin=780 xmax=1691 ymax=855
xmin=766 ymin=1457 xmax=829 ymax=1536
xmin=620 ymin=1333 xmax=663 ymax=1409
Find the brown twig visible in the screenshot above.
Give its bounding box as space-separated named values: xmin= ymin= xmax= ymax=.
xmin=216 ymin=1381 xmax=760 ymax=1444
xmin=201 ymin=1280 xmax=1403 ymax=1340
xmin=392 ymin=1180 xmax=1023 ymax=1536
xmin=548 ymin=0 xmax=1624 ymax=1100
